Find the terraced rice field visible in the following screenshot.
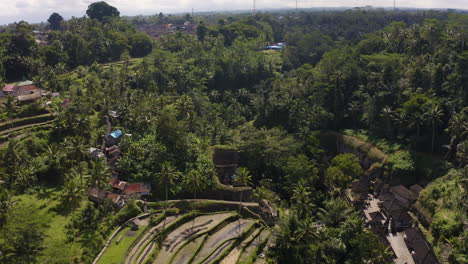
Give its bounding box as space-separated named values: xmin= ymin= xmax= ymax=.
xmin=96 ymin=211 xmax=271 ymax=264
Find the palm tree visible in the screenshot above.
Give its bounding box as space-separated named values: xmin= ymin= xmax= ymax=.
xmin=317 ymin=198 xmax=352 ymax=228
xmin=61 ymin=169 xmax=84 ymax=208
xmin=408 ymin=112 xmax=425 ymax=141
xmin=184 ymin=169 xmax=205 ymax=229
xmin=380 ymin=107 xmax=394 ymax=138
xmin=64 ymin=137 xmax=88 ymax=185
xmin=233 ymin=167 xmax=252 ymax=237
xmin=391 ymin=111 xmax=406 ymax=137
xmin=424 ymin=105 xmax=443 ymax=153
xmin=291 ymin=181 xmax=315 ymax=219
xmin=156 ymin=161 xmax=179 ymax=230
xmin=446 ymin=113 xmax=468 ymax=159
xmin=89 ymin=159 xmax=111 ymax=189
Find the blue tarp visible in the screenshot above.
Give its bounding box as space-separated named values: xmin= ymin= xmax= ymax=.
xmin=110 ymin=129 xmax=123 ymax=139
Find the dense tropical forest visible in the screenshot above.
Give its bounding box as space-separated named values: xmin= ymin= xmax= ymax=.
xmin=0 ymin=1 xmax=466 ymax=264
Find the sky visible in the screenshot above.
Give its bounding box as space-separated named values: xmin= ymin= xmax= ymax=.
xmin=0 ymin=0 xmax=467 ymax=25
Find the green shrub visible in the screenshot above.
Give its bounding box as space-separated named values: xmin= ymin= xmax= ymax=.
xmin=113 ymin=200 xmax=143 ymax=225
xmin=431 ymin=210 xmax=462 ymax=240
xmin=387 ymin=151 xmax=415 ymax=179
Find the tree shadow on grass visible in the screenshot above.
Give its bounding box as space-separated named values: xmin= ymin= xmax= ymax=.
xmin=36 ymin=186 xmax=60 ymax=200
xmin=49 ymin=199 xmax=81 ymax=216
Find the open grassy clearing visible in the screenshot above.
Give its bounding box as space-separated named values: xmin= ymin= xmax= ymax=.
xmin=14 ymin=189 xmax=85 ymax=264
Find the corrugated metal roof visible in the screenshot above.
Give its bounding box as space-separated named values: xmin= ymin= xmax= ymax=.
xmin=110 ymin=129 xmax=123 ymax=139
xmin=2 ymin=85 xmax=15 ymax=92
xmin=16 ymin=80 xmax=33 ymax=86
xmin=17 ymin=93 xmax=41 ymax=102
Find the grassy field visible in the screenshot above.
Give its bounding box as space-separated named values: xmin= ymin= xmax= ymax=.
xmin=14 ymin=189 xmax=85 ymax=264
xmin=98 ymin=226 xmax=145 ymax=264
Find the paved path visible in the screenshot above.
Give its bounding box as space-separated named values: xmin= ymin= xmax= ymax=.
xmin=387 ymin=232 xmax=415 ymax=264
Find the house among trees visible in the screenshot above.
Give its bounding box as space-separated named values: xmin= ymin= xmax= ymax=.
xmin=106 ymin=129 xmax=124 ymax=148
xmin=122 ymin=183 xmax=152 ymax=197
xmin=1 ymin=80 xmax=42 ymax=103
xmin=409 ymin=184 xmax=424 ymax=197
xmin=350 ymin=179 xmax=369 ymax=194
xmin=212 ymin=147 xmax=239 ymax=185
xmin=391 ymin=185 xmax=418 ymax=207
xmin=87 ymin=187 xmax=125 ymax=207
xmin=87 ymin=187 xmax=108 ymax=204
xmin=110 ymin=178 xmax=152 ymax=199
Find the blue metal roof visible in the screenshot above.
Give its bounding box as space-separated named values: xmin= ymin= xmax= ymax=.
xmin=110 ymin=129 xmax=123 ymax=139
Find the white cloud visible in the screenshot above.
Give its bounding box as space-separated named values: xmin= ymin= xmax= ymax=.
xmin=0 ymin=0 xmax=466 ymax=25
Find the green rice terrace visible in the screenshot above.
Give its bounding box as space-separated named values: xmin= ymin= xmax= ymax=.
xmin=94 ymin=201 xmax=272 ymax=264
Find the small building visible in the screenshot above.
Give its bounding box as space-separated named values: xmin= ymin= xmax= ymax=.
xmin=3 ymin=81 xmax=41 ymax=96
xmin=410 ymin=184 xmax=424 ymax=197
xmin=107 ymin=130 xmax=124 ymax=147
xmin=17 ymin=92 xmax=42 ymax=103
xmin=391 ymin=185 xmax=418 ymax=206
xmin=106 ymin=193 xmax=125 ymax=207
xmin=111 ymin=179 xmax=128 ymax=193
xmin=350 ymin=179 xmax=369 ymax=193
xmin=2 ymin=85 xmax=16 ymax=93
xmin=122 ymin=183 xmax=152 ymax=198
xmin=88 ymin=188 xmax=108 ymax=203
xmin=110 ymin=129 xmax=124 ymax=139
xmin=213 ymin=148 xmax=239 ymax=185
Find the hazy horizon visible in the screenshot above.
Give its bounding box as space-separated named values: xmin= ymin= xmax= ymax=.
xmin=1 ymin=0 xmax=467 ymax=25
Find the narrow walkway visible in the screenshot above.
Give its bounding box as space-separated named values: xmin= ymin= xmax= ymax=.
xmin=387 ymin=232 xmax=415 ymax=264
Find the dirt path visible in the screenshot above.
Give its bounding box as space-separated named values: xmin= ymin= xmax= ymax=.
xmin=154 ymin=213 xmax=234 ymax=264
xmin=125 ymin=216 xmax=177 ymax=264
xmin=219 ymin=228 xmax=261 ymax=264
xmin=387 ymin=232 xmax=415 ymax=264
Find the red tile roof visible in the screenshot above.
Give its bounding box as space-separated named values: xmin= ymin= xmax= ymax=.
xmin=112 ymin=180 xmax=128 ymax=191
xmin=123 ymin=183 xmax=151 ymax=194
xmin=106 ymin=193 xmax=122 ymax=203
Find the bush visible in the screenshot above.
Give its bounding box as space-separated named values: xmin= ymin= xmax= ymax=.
xmin=113 ymin=200 xmax=143 ymax=225
xmin=387 ymin=151 xmax=415 ymax=179
xmin=431 ymin=210 xmax=462 ymax=240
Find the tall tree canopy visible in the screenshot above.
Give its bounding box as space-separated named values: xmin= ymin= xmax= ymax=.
xmin=47 ymin=13 xmax=63 ymax=30
xmin=86 ymin=1 xmax=120 ymax=22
